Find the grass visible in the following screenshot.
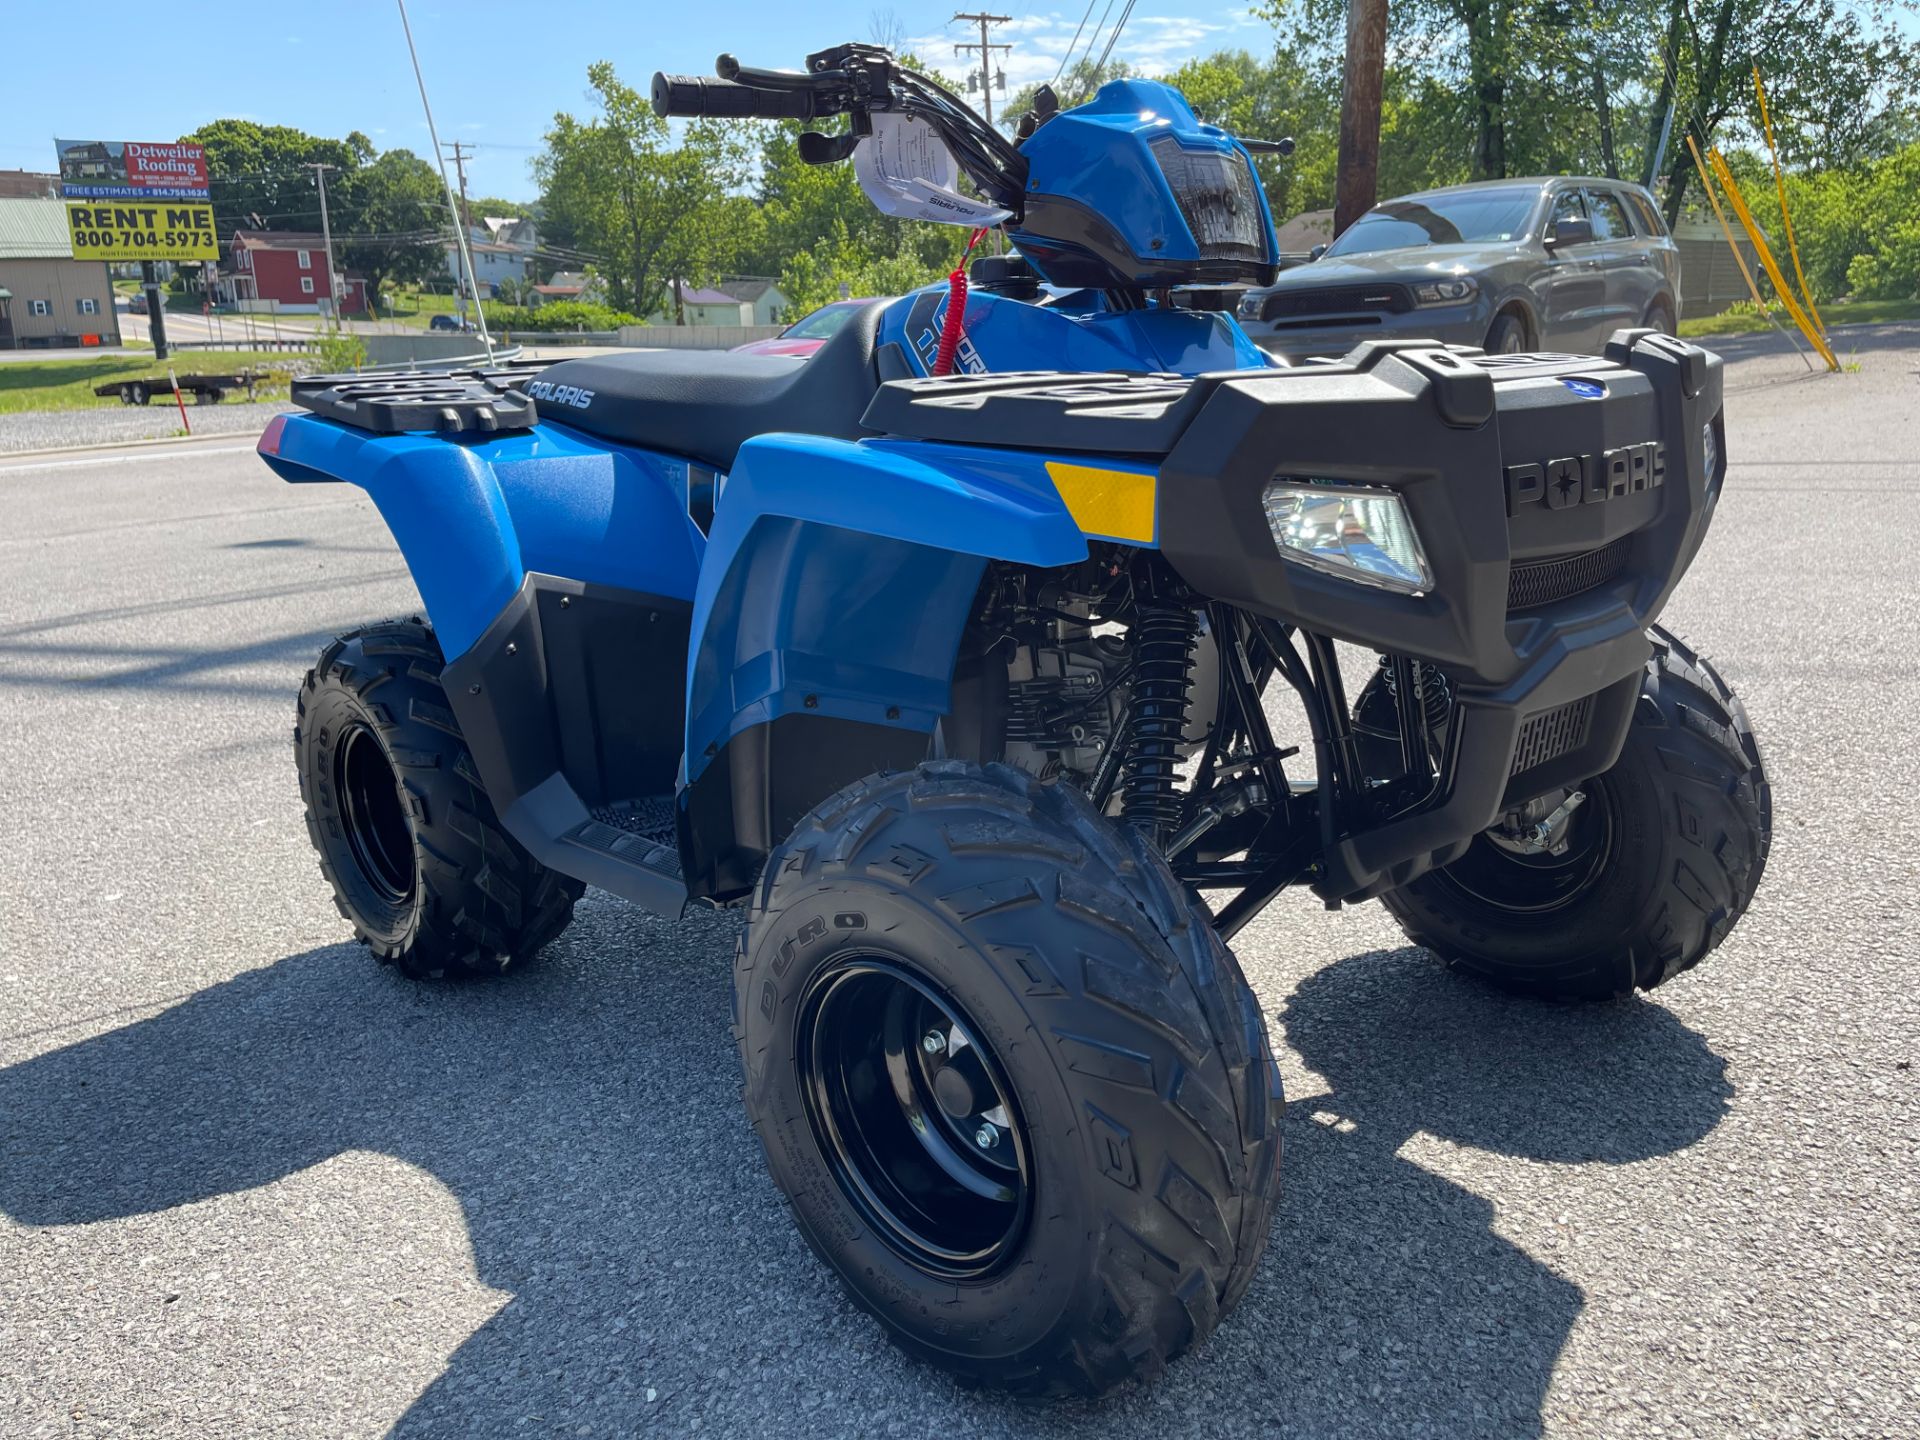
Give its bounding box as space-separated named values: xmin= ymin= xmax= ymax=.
xmin=1679 ymin=297 xmax=1920 ymax=338
xmin=0 ymin=351 xmax=308 ymax=414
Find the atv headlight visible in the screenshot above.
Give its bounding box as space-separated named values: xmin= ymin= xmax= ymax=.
xmin=1261 ymin=482 xmax=1432 ymax=594
xmin=1411 ymin=277 xmax=1477 ymax=306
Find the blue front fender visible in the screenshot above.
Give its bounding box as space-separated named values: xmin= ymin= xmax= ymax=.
xmin=684 ymin=433 xmax=1102 ymax=783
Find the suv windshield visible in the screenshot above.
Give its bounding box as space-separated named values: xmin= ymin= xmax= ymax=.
xmin=783 ymin=303 xmax=859 ymax=339
xmin=1326 ymin=187 xmax=1540 ymax=257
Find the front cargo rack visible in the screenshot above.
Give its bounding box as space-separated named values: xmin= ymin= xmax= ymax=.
xmin=291 ymin=362 xmax=555 ymax=435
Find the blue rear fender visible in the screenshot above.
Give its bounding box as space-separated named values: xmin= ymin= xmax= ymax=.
xmin=263 ymin=413 xmax=705 ymax=658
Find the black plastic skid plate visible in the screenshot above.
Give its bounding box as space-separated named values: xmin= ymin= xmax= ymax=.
xmin=291 ymin=362 xmax=554 ymax=435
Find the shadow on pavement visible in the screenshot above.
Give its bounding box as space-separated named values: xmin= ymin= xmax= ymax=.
xmin=0 ymin=924 xmax=1728 ymax=1436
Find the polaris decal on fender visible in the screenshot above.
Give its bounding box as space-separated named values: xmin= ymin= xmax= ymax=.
xmin=1504 ymin=441 xmax=1666 ymax=514
xmin=524 ymin=380 xmax=596 ymax=409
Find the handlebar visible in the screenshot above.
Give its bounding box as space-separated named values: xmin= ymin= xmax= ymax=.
xmin=651 ymin=73 xmax=819 ymax=120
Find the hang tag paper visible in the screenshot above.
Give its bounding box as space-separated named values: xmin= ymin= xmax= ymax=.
xmin=854 ymin=111 xmax=1011 ymax=227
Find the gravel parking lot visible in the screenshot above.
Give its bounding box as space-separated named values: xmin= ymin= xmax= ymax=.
xmin=0 ymin=400 xmax=295 ymax=456
xmin=1 ymin=327 xmax=1915 ymax=1438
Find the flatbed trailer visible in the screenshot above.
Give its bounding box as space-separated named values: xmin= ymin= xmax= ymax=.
xmin=95 ymin=371 xmax=262 ymax=406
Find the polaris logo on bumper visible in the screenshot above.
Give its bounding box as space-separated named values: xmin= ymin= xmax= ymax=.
xmin=1505 ymin=441 xmax=1666 ymax=514
xmin=524 ymin=380 xmax=595 ymax=409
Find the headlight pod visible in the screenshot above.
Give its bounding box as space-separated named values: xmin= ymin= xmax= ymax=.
xmin=1261 ymin=481 xmax=1433 ymax=595
xmin=1411 ymin=276 xmax=1477 ymax=306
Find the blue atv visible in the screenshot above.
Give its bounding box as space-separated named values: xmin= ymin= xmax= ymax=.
xmin=259 ymin=45 xmax=1771 ymax=1396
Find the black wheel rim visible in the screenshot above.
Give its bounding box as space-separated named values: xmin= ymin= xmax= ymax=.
xmin=798 ymin=957 xmax=1032 ymax=1279
xmin=1434 ymin=780 xmax=1616 ymax=917
xmin=334 ymin=723 xmax=416 ymax=904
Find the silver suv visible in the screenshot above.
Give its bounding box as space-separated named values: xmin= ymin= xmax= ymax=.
xmin=1238 ymin=177 xmax=1680 ymax=360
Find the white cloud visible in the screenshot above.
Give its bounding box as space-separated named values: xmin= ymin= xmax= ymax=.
xmin=903 ymin=5 xmax=1260 ymax=94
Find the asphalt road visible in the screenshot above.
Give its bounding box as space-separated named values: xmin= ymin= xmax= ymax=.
xmin=1 ymin=328 xmax=1915 ymax=1438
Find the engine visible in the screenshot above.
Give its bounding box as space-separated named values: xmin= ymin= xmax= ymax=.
xmin=995 ymin=576 xmax=1219 ymax=798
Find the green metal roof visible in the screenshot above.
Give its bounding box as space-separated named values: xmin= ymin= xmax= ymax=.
xmin=0 ymin=198 xmax=76 ymax=260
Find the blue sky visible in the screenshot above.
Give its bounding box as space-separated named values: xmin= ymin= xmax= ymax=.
xmin=0 ymin=1 xmax=1271 ymax=203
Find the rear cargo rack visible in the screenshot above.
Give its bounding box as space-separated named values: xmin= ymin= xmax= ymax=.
xmin=291 ymin=362 xmax=555 ymax=435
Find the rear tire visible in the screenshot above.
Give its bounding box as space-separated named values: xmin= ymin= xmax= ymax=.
xmin=736 ymin=761 xmax=1282 ymax=1395
xmin=1382 ymin=627 xmax=1771 ymax=999
xmin=1644 ymin=296 xmax=1677 ymax=334
xmin=294 ymin=619 xmax=583 ymax=980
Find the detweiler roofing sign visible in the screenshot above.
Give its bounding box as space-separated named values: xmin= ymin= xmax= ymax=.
xmin=55 ymin=139 xmax=217 ymax=263
xmin=55 ymin=139 xmax=209 ymax=201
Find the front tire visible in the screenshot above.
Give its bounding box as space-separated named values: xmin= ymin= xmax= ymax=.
xmin=294 ymin=619 xmax=583 ymax=979
xmin=1485 ymin=310 xmax=1529 ymax=354
xmin=736 ymin=762 xmax=1282 ymax=1396
xmin=1383 ymin=628 xmax=1770 ymax=999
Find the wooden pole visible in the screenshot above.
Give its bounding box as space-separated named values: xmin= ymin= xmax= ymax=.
xmin=1334 ymin=0 xmax=1389 ymax=236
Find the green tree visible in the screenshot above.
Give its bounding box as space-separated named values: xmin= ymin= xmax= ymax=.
xmin=184 ymin=119 xmax=369 ymax=240
xmin=535 ymin=62 xmax=754 ymax=319
xmin=333 ymin=148 xmax=447 ymax=299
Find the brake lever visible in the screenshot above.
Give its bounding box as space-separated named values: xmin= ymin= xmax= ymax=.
xmin=716 ymin=53 xmax=819 ymax=90
xmin=798 ymin=108 xmax=873 ymax=165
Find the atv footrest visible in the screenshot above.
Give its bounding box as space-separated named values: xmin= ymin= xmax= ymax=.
xmin=565 ymin=797 xmax=682 ymax=881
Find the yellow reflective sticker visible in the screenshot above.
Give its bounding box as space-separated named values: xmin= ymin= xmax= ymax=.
xmin=1044 ymin=462 xmax=1157 ymax=544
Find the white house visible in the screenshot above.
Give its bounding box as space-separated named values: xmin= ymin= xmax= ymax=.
xmin=652 ymin=278 xmax=790 ymax=327
xmin=447 ymin=218 xmax=535 ymax=297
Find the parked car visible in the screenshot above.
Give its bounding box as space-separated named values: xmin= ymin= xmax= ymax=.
xmin=125 ymin=293 xmax=148 ymax=316
xmin=730 ymin=299 xmax=875 ymax=357
xmin=1238 ymin=177 xmax=1679 ymax=360
xmin=429 ymin=313 xmax=477 ymax=333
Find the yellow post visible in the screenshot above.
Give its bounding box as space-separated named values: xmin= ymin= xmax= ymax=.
xmin=1687 ymin=135 xmax=1774 ymax=321
xmin=1707 ymin=147 xmax=1839 ymax=370
xmin=1752 ymin=66 xmax=1827 ymax=339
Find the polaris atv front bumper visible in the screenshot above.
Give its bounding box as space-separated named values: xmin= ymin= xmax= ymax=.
xmin=1159 ymin=330 xmax=1724 ymax=898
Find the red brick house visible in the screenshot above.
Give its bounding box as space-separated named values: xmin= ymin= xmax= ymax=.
xmin=217 ymin=230 xmax=368 ymax=315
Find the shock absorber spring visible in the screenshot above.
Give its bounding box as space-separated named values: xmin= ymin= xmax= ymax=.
xmin=1120 ymin=595 xmax=1199 ymax=840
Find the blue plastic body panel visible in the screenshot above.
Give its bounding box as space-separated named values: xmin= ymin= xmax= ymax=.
xmin=264 ymin=413 xmax=705 ymax=660
xmin=1008 ymin=79 xmax=1280 ymax=287
xmin=682 ymin=433 xmax=1100 ymax=783
xmin=875 ymin=284 xmax=1271 ymax=377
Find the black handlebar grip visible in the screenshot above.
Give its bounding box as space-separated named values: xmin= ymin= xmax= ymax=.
xmin=650 ymin=73 xmax=816 ymax=120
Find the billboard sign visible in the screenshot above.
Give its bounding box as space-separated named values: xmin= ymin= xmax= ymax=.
xmin=55 ymin=139 xmax=209 ymax=201
xmin=65 ymin=202 xmax=220 ymax=262
xmin=55 ymin=139 xmax=217 ymax=263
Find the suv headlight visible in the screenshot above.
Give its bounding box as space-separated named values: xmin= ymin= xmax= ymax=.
xmin=1411 ymin=277 xmax=1477 ymax=306
xmin=1261 ymin=481 xmax=1432 ymax=594
xmin=1238 ymin=292 xmax=1263 ymax=318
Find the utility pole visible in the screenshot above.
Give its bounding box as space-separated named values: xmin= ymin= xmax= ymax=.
xmin=305 ymin=162 xmax=342 ymax=330
xmin=952 ymin=12 xmax=1012 ymax=127
xmin=1333 ymin=0 xmax=1388 ymax=236
xmin=443 ymin=140 xmax=473 ymax=233
xmin=443 ymin=141 xmax=475 ymax=319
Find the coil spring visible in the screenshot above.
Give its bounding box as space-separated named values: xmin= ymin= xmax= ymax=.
xmin=1379 ymin=654 xmax=1453 ymax=729
xmin=1120 ymin=601 xmax=1199 ymax=837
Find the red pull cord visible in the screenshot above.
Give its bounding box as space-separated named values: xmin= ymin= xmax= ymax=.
xmin=932 ymin=227 xmax=989 ymax=377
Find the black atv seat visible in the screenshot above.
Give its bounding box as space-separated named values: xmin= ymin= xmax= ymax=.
xmin=532 ymin=299 xmax=887 ymax=471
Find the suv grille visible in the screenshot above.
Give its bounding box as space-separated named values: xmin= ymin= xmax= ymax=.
xmin=1507 ymin=537 xmax=1632 ymax=610
xmin=1257 ymin=284 xmax=1411 ymax=323
xmin=1510 ymin=696 xmax=1593 ymax=776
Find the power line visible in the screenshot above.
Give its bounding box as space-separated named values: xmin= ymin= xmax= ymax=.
xmin=1091 ymin=0 xmax=1140 ymax=75
xmin=1050 ymin=0 xmax=1101 ymax=85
